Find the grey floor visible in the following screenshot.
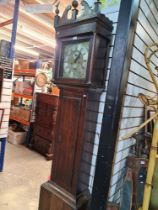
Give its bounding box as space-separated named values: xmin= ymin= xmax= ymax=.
xmin=0 ymin=142 xmax=52 ymax=210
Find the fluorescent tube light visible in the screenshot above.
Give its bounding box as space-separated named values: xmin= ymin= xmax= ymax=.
xmin=24 ymin=4 xmax=54 ymax=14
xmin=20 ymin=8 xmax=54 ymax=31
xmin=21 ymin=27 xmax=56 ymax=48
xmin=15 ymin=45 xmax=39 ymax=57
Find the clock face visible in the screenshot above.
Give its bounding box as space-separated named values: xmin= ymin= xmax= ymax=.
xmin=61 ymin=41 xmax=90 ymax=79
xmin=35 ymin=73 xmax=47 ymax=87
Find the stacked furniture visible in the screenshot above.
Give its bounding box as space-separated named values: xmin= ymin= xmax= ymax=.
xmin=31 ymin=93 xmax=59 ymax=160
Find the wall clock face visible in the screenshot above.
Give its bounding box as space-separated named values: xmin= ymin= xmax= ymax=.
xmin=61 ymin=41 xmax=90 ymax=79
xmin=35 ymin=73 xmax=47 ymax=87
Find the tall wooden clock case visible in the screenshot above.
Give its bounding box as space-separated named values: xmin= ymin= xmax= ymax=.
xmin=39 ymin=1 xmax=113 ymax=210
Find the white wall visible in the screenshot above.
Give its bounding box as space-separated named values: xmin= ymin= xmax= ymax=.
xmin=79 ymin=0 xmax=121 ymax=192
xmin=108 ymin=0 xmax=158 ymax=203
xmin=0 ymin=57 xmax=13 ymax=139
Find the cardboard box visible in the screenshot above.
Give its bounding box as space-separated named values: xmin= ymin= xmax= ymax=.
xmin=14 ymin=59 xmax=30 ymax=70
xmin=29 ymin=61 xmax=36 ymax=69
xmin=19 ymin=108 xmax=31 ymax=121
xmin=10 ymin=107 xmax=31 ymax=122
xmin=11 ymin=97 xmax=19 ymax=106
xmin=10 ymin=106 xmax=20 ymax=116
xmin=15 ymin=81 xmax=24 ymax=94
xmin=8 ymin=129 xmax=26 ymax=145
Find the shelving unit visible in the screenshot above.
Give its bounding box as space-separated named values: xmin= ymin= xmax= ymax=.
xmin=10 ymin=68 xmax=36 ymax=141
xmin=10 ymin=115 xmax=30 ymax=126
xmin=14 ymin=69 xmax=36 ymax=77
xmin=12 ymin=93 xmax=33 ymax=100
xmin=9 ymin=60 xmax=54 ymax=147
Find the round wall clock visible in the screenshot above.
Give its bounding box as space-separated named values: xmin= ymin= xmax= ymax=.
xmin=35 ymin=72 xmax=47 ymax=87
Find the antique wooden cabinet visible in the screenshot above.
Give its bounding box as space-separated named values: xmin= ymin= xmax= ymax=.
xmin=39 ymin=1 xmax=113 ymax=210
xmin=31 ymin=93 xmax=59 ymax=160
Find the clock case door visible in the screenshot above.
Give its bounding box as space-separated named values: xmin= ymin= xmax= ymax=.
xmin=57 ymin=36 xmax=93 ymax=83
xmin=51 ymin=87 xmax=87 ymax=195
xmin=54 ymin=15 xmax=113 ymax=88
xmin=50 ymin=86 xmax=103 ymax=205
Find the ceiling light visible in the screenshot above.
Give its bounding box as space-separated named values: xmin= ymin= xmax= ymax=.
xmin=20 ymin=8 xmax=54 ymax=31
xmin=0 ymin=6 xmax=54 ymax=31
xmin=0 ymin=0 xmax=8 ymax=5
xmin=15 ymin=45 xmax=39 ymax=57
xmin=21 ymin=26 xmax=56 ymax=48
xmin=24 ymin=4 xmax=54 ymax=14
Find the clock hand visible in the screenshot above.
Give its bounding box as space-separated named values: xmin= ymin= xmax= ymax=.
xmin=74 ymin=50 xmax=82 ymax=63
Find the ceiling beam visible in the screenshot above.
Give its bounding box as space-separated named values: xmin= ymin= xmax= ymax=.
xmin=1 ymin=28 xmax=54 ymax=55
xmin=0 ymin=0 xmax=74 ymax=59
xmin=0 ymin=4 xmax=55 ymax=33
xmin=0 ymin=11 xmax=55 ymax=39
xmin=0 ymin=31 xmax=54 ymax=59
xmin=0 ymin=19 xmax=13 ymax=27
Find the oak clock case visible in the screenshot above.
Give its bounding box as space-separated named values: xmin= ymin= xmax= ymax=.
xmin=38 ymin=1 xmax=113 ymax=210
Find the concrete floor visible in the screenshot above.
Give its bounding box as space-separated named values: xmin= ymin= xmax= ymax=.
xmin=0 ymin=142 xmax=52 ymax=210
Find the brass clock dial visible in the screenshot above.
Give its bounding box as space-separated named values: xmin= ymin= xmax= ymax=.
xmin=35 ymin=73 xmax=47 ymax=87
xmin=61 ymin=41 xmax=90 ymax=79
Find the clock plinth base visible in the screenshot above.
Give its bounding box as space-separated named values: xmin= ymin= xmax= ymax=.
xmin=38 ymin=181 xmax=89 ymax=210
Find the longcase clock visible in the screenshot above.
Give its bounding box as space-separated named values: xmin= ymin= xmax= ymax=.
xmin=39 ymin=1 xmax=113 ymax=210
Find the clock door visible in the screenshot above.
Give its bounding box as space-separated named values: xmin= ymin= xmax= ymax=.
xmin=61 ymin=40 xmax=90 ymax=79
xmin=54 ymin=36 xmax=93 ymax=86
xmin=51 ymin=87 xmax=87 ymax=194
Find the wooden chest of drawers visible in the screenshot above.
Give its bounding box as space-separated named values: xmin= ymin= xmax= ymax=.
xmin=31 ymin=93 xmax=59 ymax=160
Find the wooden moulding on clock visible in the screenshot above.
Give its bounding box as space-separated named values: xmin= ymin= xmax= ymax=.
xmin=39 ymin=181 xmax=89 ymax=210
xmin=54 ymin=14 xmax=113 ymax=88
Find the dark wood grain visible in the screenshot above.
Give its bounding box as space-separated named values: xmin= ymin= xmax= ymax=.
xmin=39 ymin=87 xmax=102 ymax=210
xmin=51 ymin=87 xmax=87 ymax=194
xmin=39 ymin=6 xmax=112 ymax=210
xmin=31 ymin=93 xmax=59 ymax=160
xmin=54 ymin=15 xmax=112 ymax=88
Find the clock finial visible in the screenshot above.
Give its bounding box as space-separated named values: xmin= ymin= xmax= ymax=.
xmin=94 ymin=0 xmax=101 ymax=13
xmin=72 ymin=0 xmax=79 ymax=20
xmin=54 ymin=2 xmax=60 ymax=27
xmin=55 ymin=2 xmax=60 ymax=15
xmin=80 ymin=0 xmax=92 ymax=17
